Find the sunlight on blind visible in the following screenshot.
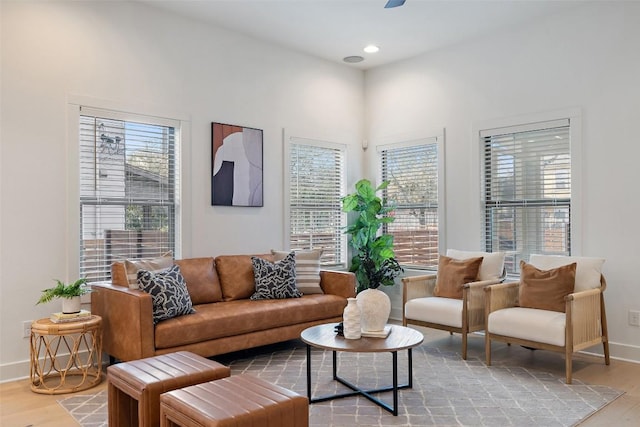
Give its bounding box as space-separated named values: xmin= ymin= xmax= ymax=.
xmin=380 ymin=141 xmax=439 ymax=268
xmin=79 ymin=112 xmax=178 ymax=283
xmin=289 ymin=141 xmax=346 ymax=266
xmin=482 ymin=120 xmax=571 ymax=275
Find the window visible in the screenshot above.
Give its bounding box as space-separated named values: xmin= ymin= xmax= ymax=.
xmin=286 ymin=137 xmax=346 ymax=266
xmin=481 ymin=119 xmax=571 ymax=275
xmin=379 ymin=138 xmax=441 ymax=269
xmin=79 ymin=107 xmax=180 ymax=283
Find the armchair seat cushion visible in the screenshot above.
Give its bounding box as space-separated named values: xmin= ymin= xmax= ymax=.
xmin=404 ymin=297 xmax=463 ymax=328
xmin=488 ymin=307 xmax=566 ymax=347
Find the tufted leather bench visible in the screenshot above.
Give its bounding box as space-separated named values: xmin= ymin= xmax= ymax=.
xmin=107 ymin=351 xmax=231 ymax=427
xmin=159 ymin=374 xmax=309 ymax=427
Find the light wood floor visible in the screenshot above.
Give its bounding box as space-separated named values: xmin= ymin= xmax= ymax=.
xmin=1 ymin=329 xmax=638 ymax=426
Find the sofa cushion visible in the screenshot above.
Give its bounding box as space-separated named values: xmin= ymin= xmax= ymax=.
xmin=250 ymin=253 xmax=302 ymax=300
xmin=519 ymin=260 xmax=576 ymax=313
xmin=215 ymin=254 xmax=274 ymax=301
xmin=434 ymin=255 xmax=483 ymax=299
xmin=137 ymin=264 xmax=196 ymax=324
xmin=124 ymin=251 xmax=174 ymax=289
xmin=272 ymin=249 xmax=323 ymax=294
xmin=154 ymin=295 xmax=347 ymax=349
xmin=174 ymin=258 xmax=223 ymax=305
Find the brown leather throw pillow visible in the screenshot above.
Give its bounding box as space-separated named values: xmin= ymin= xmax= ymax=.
xmin=519 ymin=260 xmax=576 ymax=312
xmin=434 ymin=255 xmax=484 ymax=299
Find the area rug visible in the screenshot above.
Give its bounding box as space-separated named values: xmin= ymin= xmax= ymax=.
xmin=59 ymin=341 xmax=622 ymax=427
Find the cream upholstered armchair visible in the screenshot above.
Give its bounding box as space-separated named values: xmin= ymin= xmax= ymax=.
xmin=484 ymin=255 xmax=610 ymax=384
xmin=402 ymin=249 xmax=506 ymax=359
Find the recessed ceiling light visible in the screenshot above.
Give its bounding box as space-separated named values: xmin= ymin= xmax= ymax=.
xmin=364 ymin=45 xmax=380 ymax=53
xmin=343 ymin=55 xmax=364 ymax=63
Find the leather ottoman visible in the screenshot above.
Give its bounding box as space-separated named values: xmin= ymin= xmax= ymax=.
xmin=107 ymin=351 xmax=231 ymax=427
xmin=159 ymin=374 xmax=309 ymax=427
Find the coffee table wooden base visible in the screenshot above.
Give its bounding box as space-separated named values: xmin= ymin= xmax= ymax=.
xmin=305 ymin=346 xmax=413 ymax=416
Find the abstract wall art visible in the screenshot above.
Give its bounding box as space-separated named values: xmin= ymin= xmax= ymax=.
xmin=211 ymin=122 xmax=263 ymax=207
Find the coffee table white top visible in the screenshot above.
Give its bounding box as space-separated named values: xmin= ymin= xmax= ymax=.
xmin=301 ymin=323 xmax=423 ymax=353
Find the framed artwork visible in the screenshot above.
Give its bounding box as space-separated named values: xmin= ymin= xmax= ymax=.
xmin=211 ymin=122 xmax=264 ymax=207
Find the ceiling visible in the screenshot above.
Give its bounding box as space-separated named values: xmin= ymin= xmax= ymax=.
xmin=141 ymin=0 xmax=584 ymax=70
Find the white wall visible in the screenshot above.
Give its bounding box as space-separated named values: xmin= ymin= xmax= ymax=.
xmin=0 ymin=1 xmax=364 ymax=381
xmin=365 ymin=2 xmax=640 ymax=361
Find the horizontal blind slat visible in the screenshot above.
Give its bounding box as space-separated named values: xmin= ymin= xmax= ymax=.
xmin=79 ymin=113 xmax=178 ymax=283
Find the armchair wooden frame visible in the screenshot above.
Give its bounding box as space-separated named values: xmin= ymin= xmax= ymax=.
xmin=484 ymin=275 xmax=610 ymax=384
xmin=402 ymin=271 xmax=505 ymax=360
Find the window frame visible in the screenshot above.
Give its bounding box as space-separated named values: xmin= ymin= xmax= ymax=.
xmin=283 ymin=133 xmax=348 ymax=267
xmin=67 ymin=99 xmax=188 ymax=285
xmin=377 ymin=132 xmax=446 ymax=270
xmin=474 ymin=109 xmax=583 ymax=277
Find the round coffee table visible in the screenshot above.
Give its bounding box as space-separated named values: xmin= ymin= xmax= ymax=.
xmin=300 ymin=323 xmax=423 ymax=416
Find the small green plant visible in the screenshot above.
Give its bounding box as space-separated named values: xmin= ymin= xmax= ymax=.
xmin=342 ymin=179 xmax=403 ymax=293
xmin=36 ymin=278 xmax=91 ymax=305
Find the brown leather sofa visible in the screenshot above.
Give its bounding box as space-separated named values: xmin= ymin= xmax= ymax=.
xmin=91 ymin=254 xmax=356 ymax=362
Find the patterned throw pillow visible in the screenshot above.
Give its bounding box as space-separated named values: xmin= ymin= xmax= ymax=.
xmin=250 ymin=252 xmax=302 ymax=300
xmin=271 ymin=249 xmax=324 ymax=294
xmin=137 ymin=264 xmax=196 ymax=324
xmin=125 ymin=251 xmax=174 ymax=289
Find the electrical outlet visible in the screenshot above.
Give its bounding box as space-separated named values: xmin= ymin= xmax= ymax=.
xmin=22 ymin=320 xmax=33 ymax=338
xmin=629 ymin=310 xmax=640 ymax=327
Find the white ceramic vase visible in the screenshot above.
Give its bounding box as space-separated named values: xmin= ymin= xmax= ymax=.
xmin=356 ymin=288 xmax=391 ymax=332
xmin=62 ymin=296 xmax=81 ymax=314
xmin=342 ymin=297 xmax=362 ymax=339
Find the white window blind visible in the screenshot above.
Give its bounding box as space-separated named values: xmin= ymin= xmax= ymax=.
xmin=288 ymin=139 xmax=346 ymax=266
xmin=79 ymin=109 xmax=179 ymax=283
xmin=380 ymin=139 xmax=439 ymax=268
xmin=481 ymin=119 xmax=571 ymax=275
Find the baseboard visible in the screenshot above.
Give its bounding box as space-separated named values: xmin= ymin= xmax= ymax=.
xmin=0 ymin=351 xmax=110 ymax=384
xmin=2 ymin=336 xmax=637 ymax=384
xmin=389 ymin=314 xmax=640 ymax=365
xmin=580 ymin=341 xmax=640 ymax=364
xmin=0 ymin=358 xmax=30 ymax=383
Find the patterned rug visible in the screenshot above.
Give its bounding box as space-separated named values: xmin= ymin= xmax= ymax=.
xmin=59 ymin=340 xmax=622 ymax=426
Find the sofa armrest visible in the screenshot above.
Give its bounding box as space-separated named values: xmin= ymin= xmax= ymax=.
xmin=91 ymin=282 xmax=155 ymax=361
xmin=319 ymin=270 xmax=356 ymax=298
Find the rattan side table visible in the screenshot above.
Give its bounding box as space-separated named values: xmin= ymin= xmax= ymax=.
xmin=30 ymin=315 xmax=103 ymax=394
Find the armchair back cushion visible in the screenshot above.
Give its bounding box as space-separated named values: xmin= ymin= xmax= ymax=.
xmin=519 ymin=260 xmax=576 ymax=312
xmin=446 ymin=249 xmax=505 ymax=281
xmin=529 ymin=255 xmax=605 ymax=292
xmin=434 ymin=255 xmax=483 ymax=299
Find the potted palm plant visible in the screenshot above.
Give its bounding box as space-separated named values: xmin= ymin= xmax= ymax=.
xmin=37 ymin=278 xmax=91 ymax=314
xmin=342 ymin=179 xmax=403 ymax=332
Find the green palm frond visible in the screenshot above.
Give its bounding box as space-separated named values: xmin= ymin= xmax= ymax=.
xmin=36 ymin=278 xmax=91 ymax=305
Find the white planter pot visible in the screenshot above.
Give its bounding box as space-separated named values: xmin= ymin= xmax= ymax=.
xmin=61 ymin=296 xmax=81 ymax=314
xmin=356 ymin=288 xmax=391 ymax=333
